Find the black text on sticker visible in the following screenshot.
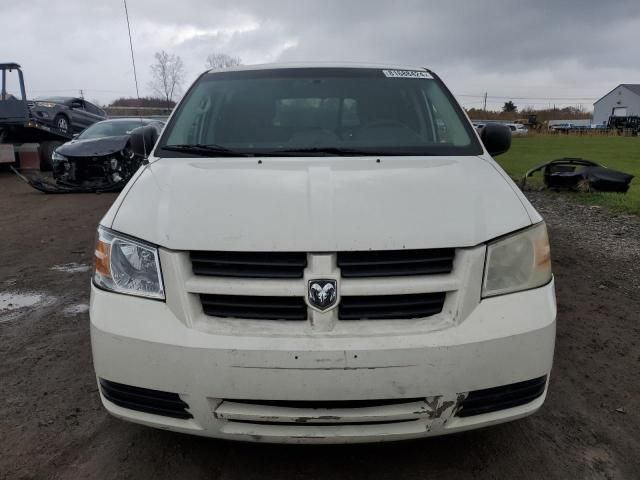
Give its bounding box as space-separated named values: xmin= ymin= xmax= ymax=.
xmin=382 ymin=70 xmax=432 ymax=79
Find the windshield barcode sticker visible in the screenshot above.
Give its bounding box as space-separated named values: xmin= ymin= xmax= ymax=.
xmin=382 ymin=70 xmax=432 ymax=79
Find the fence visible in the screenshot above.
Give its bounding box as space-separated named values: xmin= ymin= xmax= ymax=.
xmin=104 ymin=106 xmax=173 ymax=118
xmin=529 ymin=128 xmax=638 ymax=137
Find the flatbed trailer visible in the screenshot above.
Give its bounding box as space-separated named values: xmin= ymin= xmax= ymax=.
xmin=0 ymin=62 xmax=73 ymax=170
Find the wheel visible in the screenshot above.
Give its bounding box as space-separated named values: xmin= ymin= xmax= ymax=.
xmin=54 ymin=114 xmax=71 ymax=133
xmin=39 ymin=140 xmax=63 ymax=171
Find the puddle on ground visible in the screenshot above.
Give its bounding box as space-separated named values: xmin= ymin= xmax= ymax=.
xmin=0 ymin=291 xmax=56 ymax=323
xmin=63 ymin=303 xmax=89 ymax=316
xmin=0 ymin=292 xmax=44 ymax=310
xmin=51 ymin=263 xmax=92 ymax=274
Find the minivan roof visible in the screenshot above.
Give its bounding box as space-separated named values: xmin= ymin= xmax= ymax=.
xmin=206 ymin=62 xmax=431 ymax=74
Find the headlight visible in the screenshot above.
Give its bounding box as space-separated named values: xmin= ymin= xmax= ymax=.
xmin=51 ymin=150 xmax=67 ymax=162
xmin=35 ymin=101 xmax=56 ymax=108
xmin=94 ymin=226 xmax=165 ymax=300
xmin=482 ymin=222 xmax=552 ymax=298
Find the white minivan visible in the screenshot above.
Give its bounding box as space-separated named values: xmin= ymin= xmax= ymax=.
xmin=90 ymin=63 xmax=556 ymax=443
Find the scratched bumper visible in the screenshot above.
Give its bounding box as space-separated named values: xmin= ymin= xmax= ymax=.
xmin=90 ymin=280 xmax=556 ymax=443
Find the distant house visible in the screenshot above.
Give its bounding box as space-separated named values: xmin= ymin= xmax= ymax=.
xmin=593 ymin=84 xmax=640 ymax=125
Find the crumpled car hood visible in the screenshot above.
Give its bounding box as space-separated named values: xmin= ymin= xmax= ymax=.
xmin=108 ymin=155 xmax=535 ymax=251
xmin=57 ymin=135 xmax=129 ymax=158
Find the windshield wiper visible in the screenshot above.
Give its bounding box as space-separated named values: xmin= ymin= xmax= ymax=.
xmin=261 ymin=147 xmax=376 ymax=156
xmin=160 ymin=144 xmax=251 ymax=157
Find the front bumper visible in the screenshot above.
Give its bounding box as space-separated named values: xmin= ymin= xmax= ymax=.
xmin=90 ymin=279 xmax=556 ymax=444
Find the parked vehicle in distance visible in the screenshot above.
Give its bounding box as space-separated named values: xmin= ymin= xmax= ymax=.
xmin=505 ymin=122 xmax=528 ymax=136
xmin=608 ymin=115 xmax=640 ymax=135
xmin=45 ymin=118 xmax=163 ymax=192
xmin=28 ymin=96 xmax=106 ymax=134
xmin=549 ymin=122 xmax=573 ymax=132
xmin=91 ymin=64 xmax=556 ymax=443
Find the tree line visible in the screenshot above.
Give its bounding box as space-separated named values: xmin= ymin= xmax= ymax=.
xmin=466 ymin=105 xmax=592 ymax=122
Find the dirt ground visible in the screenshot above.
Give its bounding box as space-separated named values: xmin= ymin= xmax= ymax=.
xmin=1 ymin=173 xmax=639 ymax=480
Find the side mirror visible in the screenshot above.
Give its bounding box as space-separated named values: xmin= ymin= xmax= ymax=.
xmin=129 ymin=124 xmax=159 ymax=158
xmin=480 ymin=123 xmax=511 ymax=157
xmin=72 ymin=133 xmax=79 ymax=139
xmin=70 ymin=101 xmax=82 ymax=109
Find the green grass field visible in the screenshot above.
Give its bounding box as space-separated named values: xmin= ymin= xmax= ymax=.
xmin=496 ymin=135 xmax=640 ymax=215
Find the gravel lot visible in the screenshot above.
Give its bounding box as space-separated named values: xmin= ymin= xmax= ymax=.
xmin=1 ymin=173 xmax=639 ymax=480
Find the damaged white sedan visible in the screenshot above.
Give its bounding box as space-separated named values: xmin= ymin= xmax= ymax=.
xmin=90 ymin=63 xmax=556 ymax=443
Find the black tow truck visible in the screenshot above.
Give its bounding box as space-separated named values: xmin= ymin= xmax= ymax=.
xmin=0 ymin=62 xmax=73 ymax=170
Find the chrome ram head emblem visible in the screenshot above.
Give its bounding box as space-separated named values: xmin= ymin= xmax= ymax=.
xmin=308 ymin=279 xmax=337 ymax=311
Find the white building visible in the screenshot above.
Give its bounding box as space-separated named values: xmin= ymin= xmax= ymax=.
xmin=593 ymin=84 xmax=640 ymax=125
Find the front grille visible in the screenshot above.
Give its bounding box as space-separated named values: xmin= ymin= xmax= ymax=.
xmin=456 ymin=376 xmax=548 ymax=417
xmin=226 ymin=419 xmax=416 ymax=427
xmin=200 ymin=294 xmax=307 ymax=320
xmin=99 ymin=378 xmax=192 ymax=419
xmin=339 ymin=292 xmax=446 ymax=320
xmin=337 ymin=248 xmax=455 ymax=278
xmin=190 ymin=251 xmax=307 ymax=278
xmin=226 ymin=398 xmax=424 ymax=408
xmin=67 ymin=156 xmax=109 ymax=181
xmin=214 ymin=397 xmax=438 ymax=428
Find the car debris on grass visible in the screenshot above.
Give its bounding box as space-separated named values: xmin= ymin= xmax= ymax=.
xmin=520 ymin=157 xmax=634 ymax=193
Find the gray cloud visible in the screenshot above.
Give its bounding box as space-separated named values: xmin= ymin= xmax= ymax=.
xmin=2 ymin=0 xmax=639 ymax=109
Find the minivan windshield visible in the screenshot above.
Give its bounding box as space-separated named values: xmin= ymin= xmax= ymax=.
xmin=157 ymin=68 xmax=482 ymax=157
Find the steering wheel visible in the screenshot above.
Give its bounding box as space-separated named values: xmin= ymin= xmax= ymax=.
xmin=362 ymin=119 xmax=411 ymax=130
xmin=288 ymin=127 xmax=340 ymax=146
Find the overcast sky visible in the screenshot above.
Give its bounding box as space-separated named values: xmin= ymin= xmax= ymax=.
xmin=2 ymin=0 xmax=639 ymax=110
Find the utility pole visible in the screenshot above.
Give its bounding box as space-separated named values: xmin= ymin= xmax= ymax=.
xmin=483 ymin=92 xmax=487 ymax=112
xmin=79 ymin=89 xmax=84 ymax=99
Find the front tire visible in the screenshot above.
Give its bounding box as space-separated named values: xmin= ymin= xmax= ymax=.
xmin=39 ymin=140 xmax=63 ymax=171
xmin=54 ymin=114 xmax=71 ymax=134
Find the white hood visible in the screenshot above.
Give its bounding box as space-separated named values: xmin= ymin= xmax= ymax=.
xmin=107 ymin=156 xmax=535 ymax=251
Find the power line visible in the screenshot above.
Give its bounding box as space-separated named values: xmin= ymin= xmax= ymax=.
xmin=456 ymin=93 xmax=598 ymax=101
xmin=460 ymin=99 xmax=592 ymax=105
xmin=28 ymin=88 xmax=131 ymax=93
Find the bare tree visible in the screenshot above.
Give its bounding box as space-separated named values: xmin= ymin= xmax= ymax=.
xmin=206 ymin=53 xmax=242 ymax=70
xmin=149 ymin=50 xmax=185 ymax=106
